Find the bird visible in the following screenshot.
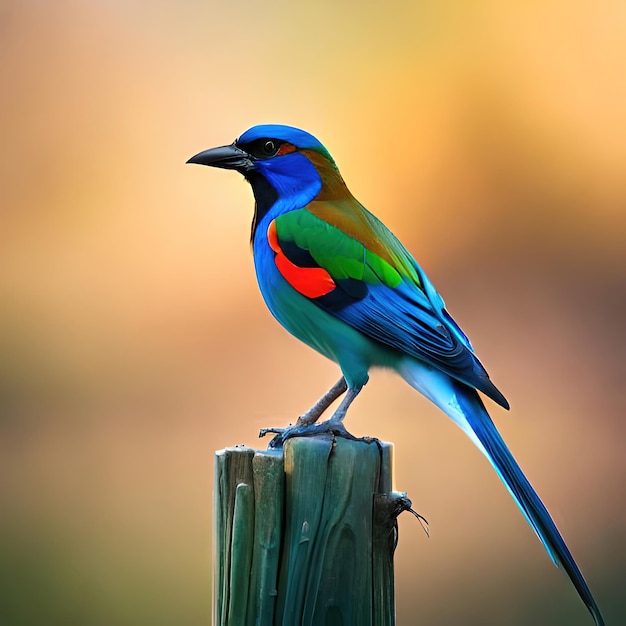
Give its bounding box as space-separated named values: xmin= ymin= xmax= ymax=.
xmin=187 ymin=124 xmax=603 ymax=625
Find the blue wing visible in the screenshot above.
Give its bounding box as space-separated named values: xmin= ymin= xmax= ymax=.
xmin=334 ymin=274 xmax=509 ymax=409
xmin=272 ymin=213 xmax=509 ymax=408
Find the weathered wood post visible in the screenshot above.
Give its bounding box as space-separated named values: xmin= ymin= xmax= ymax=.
xmin=214 ymin=435 xmax=413 ymax=625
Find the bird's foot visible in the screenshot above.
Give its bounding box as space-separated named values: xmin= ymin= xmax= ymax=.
xmin=259 ymin=418 xmax=368 ymax=449
xmin=259 ymin=379 xmax=368 ymax=449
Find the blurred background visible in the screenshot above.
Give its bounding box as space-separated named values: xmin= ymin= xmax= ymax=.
xmin=1 ymin=1 xmax=624 ymax=624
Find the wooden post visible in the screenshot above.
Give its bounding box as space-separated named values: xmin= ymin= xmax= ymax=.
xmin=213 ymin=435 xmax=413 ymax=626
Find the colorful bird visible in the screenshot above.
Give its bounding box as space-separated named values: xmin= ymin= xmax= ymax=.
xmin=188 ymin=124 xmax=603 ymax=625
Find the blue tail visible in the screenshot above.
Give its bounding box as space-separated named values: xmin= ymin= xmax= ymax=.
xmin=455 ymin=383 xmax=604 ymax=626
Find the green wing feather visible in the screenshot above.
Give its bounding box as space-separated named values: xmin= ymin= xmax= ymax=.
xmin=306 ymin=198 xmax=422 ymax=287
xmin=274 ymin=206 xmax=413 ymax=289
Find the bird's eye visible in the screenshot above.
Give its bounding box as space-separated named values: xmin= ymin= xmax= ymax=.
xmin=240 ymin=138 xmax=282 ymax=159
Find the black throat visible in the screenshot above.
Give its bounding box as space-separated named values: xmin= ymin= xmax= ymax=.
xmin=246 ymin=171 xmax=279 ymax=242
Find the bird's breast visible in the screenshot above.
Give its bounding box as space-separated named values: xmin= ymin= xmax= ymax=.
xmin=251 ymin=217 xmax=385 ymax=388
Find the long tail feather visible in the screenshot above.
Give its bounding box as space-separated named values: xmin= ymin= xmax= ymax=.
xmin=398 ymin=359 xmax=604 ymax=625
xmin=455 ymin=386 xmax=604 ymax=625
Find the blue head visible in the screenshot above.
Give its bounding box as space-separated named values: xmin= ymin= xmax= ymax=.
xmin=236 ymin=124 xmax=331 ymax=158
xmin=188 ymin=125 xmax=345 ymax=229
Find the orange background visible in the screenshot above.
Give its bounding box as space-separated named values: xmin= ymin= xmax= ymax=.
xmin=1 ymin=1 xmax=624 ymax=624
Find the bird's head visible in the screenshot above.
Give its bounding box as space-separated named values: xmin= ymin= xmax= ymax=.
xmin=188 ymin=124 xmax=350 ymax=218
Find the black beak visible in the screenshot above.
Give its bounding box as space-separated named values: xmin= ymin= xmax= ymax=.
xmin=186 ymin=143 xmax=252 ymax=171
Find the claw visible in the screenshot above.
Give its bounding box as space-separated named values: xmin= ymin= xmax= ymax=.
xmin=259 ymin=378 xmax=367 ymax=448
xmin=259 ymin=419 xmax=370 ymax=449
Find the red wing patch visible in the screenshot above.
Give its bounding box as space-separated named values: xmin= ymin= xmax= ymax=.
xmin=267 ymin=220 xmax=335 ymax=298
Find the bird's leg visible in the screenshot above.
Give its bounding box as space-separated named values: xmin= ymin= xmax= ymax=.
xmin=260 ymin=381 xmax=367 ymax=448
xmin=296 ymin=377 xmax=348 ymax=427
xmin=259 ymin=378 xmax=347 ymax=441
xmin=327 ymin=385 xmax=362 ymax=424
